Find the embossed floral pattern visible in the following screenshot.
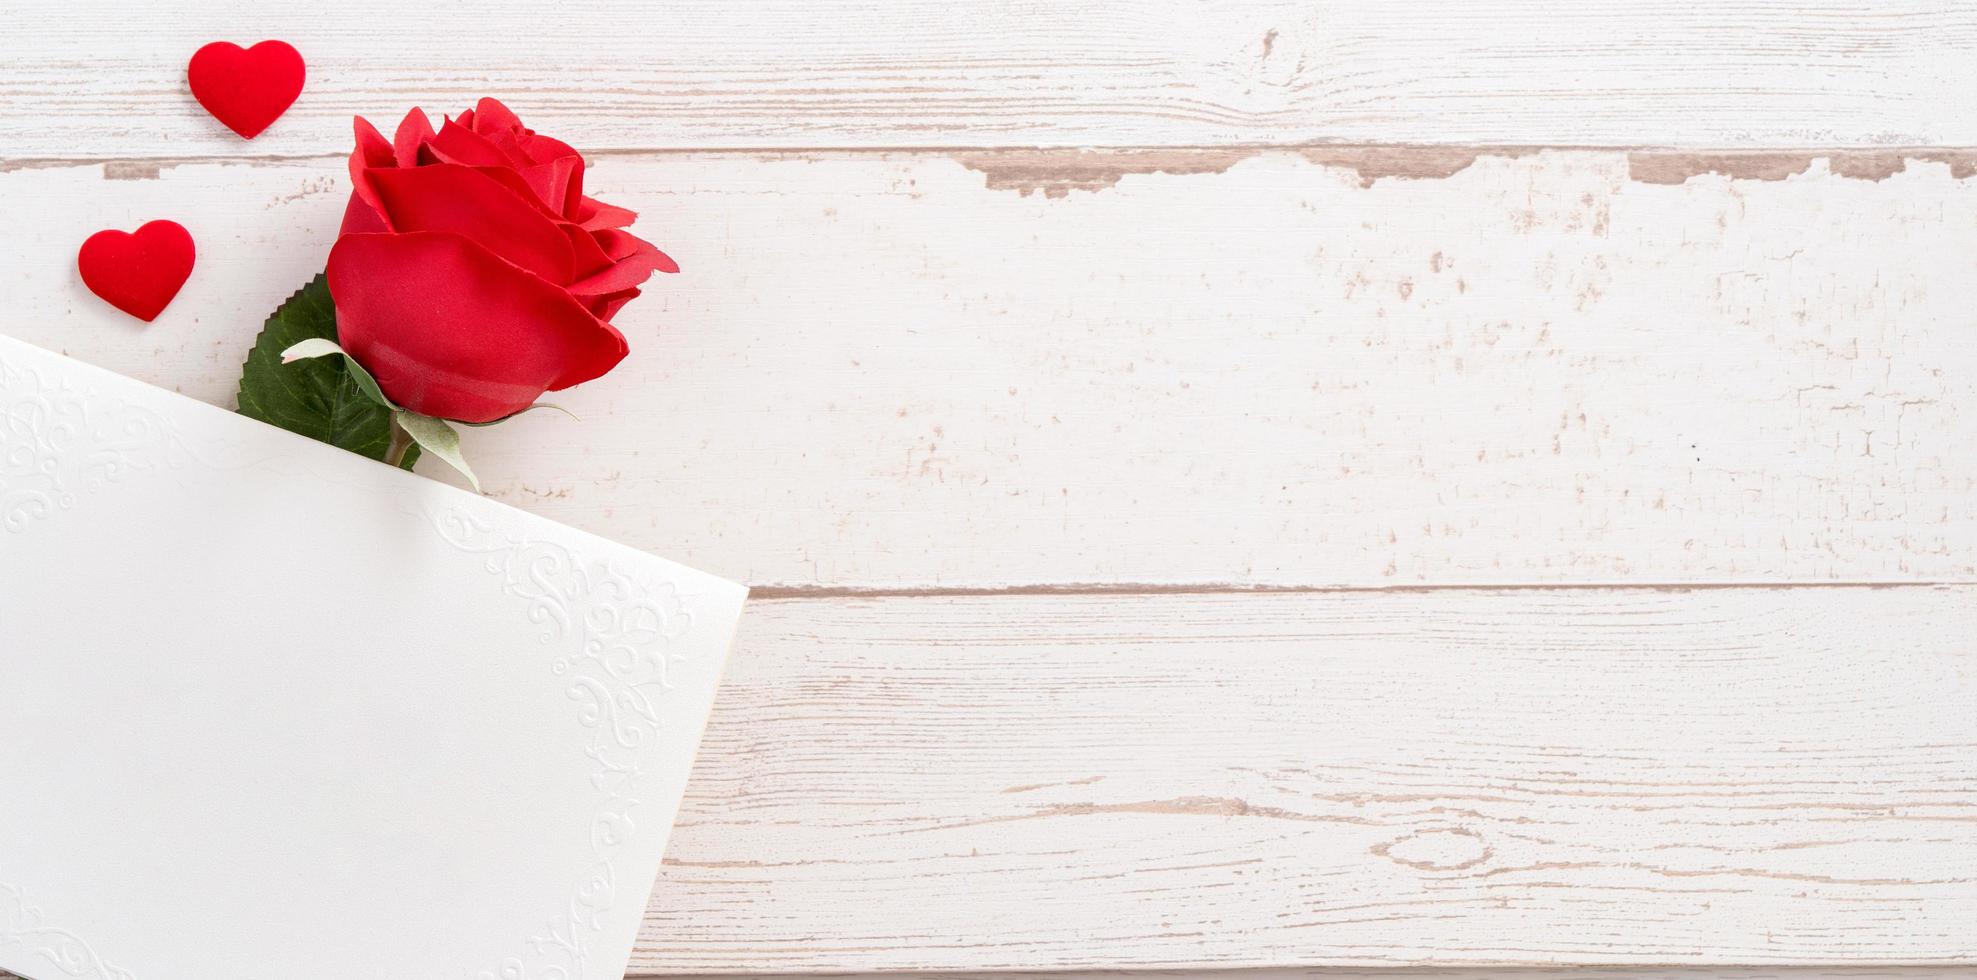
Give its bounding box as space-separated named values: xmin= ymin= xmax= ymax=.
xmin=0 ymin=884 xmax=134 ymax=980
xmin=434 ymin=507 xmax=699 ymax=980
xmin=1 ymin=344 xmax=712 ymax=979
xmin=0 ymin=351 xmax=186 ymax=536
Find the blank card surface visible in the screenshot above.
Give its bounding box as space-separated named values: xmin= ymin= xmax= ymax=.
xmin=0 ymin=333 xmax=748 ymax=979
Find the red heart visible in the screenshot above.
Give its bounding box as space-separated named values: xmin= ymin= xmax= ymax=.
xmin=187 ymin=40 xmax=305 ymax=139
xmin=77 ymin=221 xmax=196 ymax=322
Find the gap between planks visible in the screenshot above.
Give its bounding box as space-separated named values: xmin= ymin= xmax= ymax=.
xmin=745 ymin=581 xmax=1975 ymax=599
xmin=8 ymin=971 xmax=1968 ymax=980
xmin=7 ymin=146 xmax=1977 ymax=190
xmin=632 ymin=973 xmax=1977 ymax=980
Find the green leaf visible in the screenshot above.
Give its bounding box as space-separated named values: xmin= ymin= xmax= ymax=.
xmin=394 ymin=411 xmax=480 ymax=492
xmin=236 ymin=274 xmax=419 ymax=470
xmin=280 ymin=338 xmax=396 ymax=410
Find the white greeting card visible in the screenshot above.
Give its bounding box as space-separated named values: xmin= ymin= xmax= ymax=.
xmin=0 ymin=333 xmax=746 ymax=979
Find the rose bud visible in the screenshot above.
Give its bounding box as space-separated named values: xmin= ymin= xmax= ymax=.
xmin=326 ymin=98 xmax=676 ymax=423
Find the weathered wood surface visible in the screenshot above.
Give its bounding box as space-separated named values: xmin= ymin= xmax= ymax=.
xmin=3 ymin=150 xmax=1973 ymax=588
xmin=7 ymin=0 xmax=1977 ymax=156
xmin=634 ymin=589 xmax=1977 ymax=971
xmin=646 ymin=973 xmax=1977 ymax=980
xmin=5 ymin=969 xmax=1967 ymax=980
xmin=5 ymin=3 xmax=1977 ymax=976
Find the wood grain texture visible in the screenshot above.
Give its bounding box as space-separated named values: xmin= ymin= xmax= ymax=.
xmin=4 ymin=0 xmax=1977 ymax=157
xmin=6 ymin=6 xmax=1977 ymax=973
xmin=8 ymin=970 xmax=1971 ymax=980
xmin=634 ymin=588 xmax=1977 ymax=971
xmin=4 ymin=150 xmax=1972 ymax=587
xmin=642 ymin=973 xmax=1977 ymax=980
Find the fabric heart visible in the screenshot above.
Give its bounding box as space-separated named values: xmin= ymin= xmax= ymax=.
xmin=187 ymin=40 xmax=305 ymax=139
xmin=77 ymin=221 xmax=196 ymax=322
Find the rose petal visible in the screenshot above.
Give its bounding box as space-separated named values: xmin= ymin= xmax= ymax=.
xmin=393 ymin=107 xmax=435 ymax=169
xmin=520 ymin=132 xmax=579 ymax=167
xmin=327 ymin=231 xmax=627 ymax=422
xmin=338 ymin=192 xmax=390 ymax=235
xmin=345 ymin=116 xmax=394 ymax=230
xmin=471 ymin=97 xmax=525 ymax=136
xmin=455 ymin=166 xmax=562 ymax=221
xmin=515 ymin=156 xmax=583 ymax=216
xmin=594 ymin=229 xmax=678 ymax=271
xmin=649 ymin=246 xmax=680 ymax=275
xmin=602 ymin=229 xmax=677 ymax=271
xmin=569 ymin=232 xmax=676 ymax=297
xmin=427 ymin=117 xmax=523 ymax=168
xmin=589 ymin=287 xmax=641 ymax=321
xmin=593 ymin=228 xmax=642 ymax=262
xmin=353 ymin=116 xmax=393 ymax=168
xmin=362 ymin=164 xmax=576 ymax=283
xmin=518 ymin=136 xmax=585 ymax=206
xmin=574 ymin=196 xmax=638 ymax=230
xmin=519 ymin=135 xmax=587 ymax=218
xmin=483 ymin=131 xmax=529 ymax=165
xmin=561 ymin=223 xmax=614 ymax=280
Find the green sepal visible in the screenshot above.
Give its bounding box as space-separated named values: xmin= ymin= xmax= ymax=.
xmin=394 ymin=411 xmax=480 ymax=492
xmin=456 ymin=402 xmax=582 ymax=427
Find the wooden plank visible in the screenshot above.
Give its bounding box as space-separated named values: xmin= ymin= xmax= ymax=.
xmin=639 ymin=973 xmax=1977 ymax=980
xmin=4 ymin=1 xmax=1977 ymax=157
xmin=635 ymin=587 xmax=1977 ymax=972
xmin=4 ymin=149 xmax=1972 ymax=587
xmin=7 ymin=970 xmax=1967 ymax=980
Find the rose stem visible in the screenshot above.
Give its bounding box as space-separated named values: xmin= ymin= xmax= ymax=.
xmin=383 ymin=416 xmax=413 ymax=469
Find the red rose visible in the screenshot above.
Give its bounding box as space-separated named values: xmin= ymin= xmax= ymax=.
xmin=327 ymin=98 xmax=675 ymax=423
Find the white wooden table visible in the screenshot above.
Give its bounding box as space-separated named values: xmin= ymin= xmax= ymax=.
xmin=3 ymin=2 xmax=1974 ymax=977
